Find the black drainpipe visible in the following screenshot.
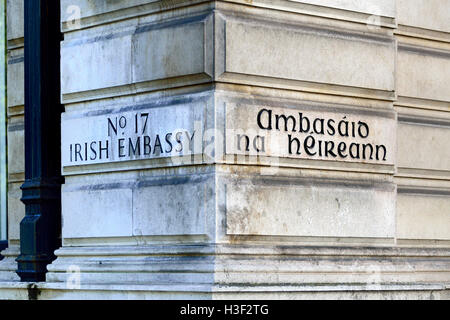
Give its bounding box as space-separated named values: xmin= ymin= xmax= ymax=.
xmin=16 ymin=0 xmax=63 ymax=282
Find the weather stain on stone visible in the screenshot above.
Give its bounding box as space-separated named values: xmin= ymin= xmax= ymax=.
xmin=335 ymin=198 xmax=341 ymax=210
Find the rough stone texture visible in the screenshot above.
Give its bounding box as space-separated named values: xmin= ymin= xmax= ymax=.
xmin=397 ymin=122 xmax=450 ymax=172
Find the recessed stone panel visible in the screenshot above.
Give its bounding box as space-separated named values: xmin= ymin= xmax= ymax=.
xmin=132 ymin=19 xmax=211 ymax=83
xmin=225 ymin=178 xmax=396 ymax=238
xmin=61 ymin=16 xmax=211 ymax=99
xmin=132 ymin=177 xmax=212 ymax=236
xmin=60 ymin=0 xmax=151 ymax=23
xmin=61 ymin=31 xmax=133 ymax=95
xmin=397 ymin=194 xmax=450 ymax=240
xmin=397 ymin=48 xmax=450 ymax=102
xmin=397 ymin=122 xmax=450 ymax=171
xmin=62 ymin=187 xmax=133 ymax=239
xmin=224 ymin=18 xmax=395 ymax=92
xmin=7 ymin=183 xmax=25 ymax=242
xmin=6 ymin=0 xmax=23 ymax=41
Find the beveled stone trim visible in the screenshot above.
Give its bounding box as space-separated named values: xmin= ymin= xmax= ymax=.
xmin=6 ymin=38 xmax=24 ymax=50
xmin=395 ymin=96 xmax=450 ymax=113
xmin=396 ymin=24 xmax=450 ymax=44
xmin=61 ymin=74 xmax=213 ymax=104
xmin=396 ymin=167 xmax=450 ymax=180
xmin=398 ymin=43 xmax=450 ymax=59
xmin=218 ymin=73 xmax=397 ymax=102
xmin=60 ymin=0 xmax=210 ymax=32
xmin=397 ymin=186 xmax=450 ymax=197
xmin=222 ymin=0 xmax=396 ymax=29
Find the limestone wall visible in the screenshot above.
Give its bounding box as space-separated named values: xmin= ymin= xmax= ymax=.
xmin=1 ymin=0 xmax=449 ymax=299
xmin=6 ymin=0 xmax=24 ymax=248
xmin=395 ymin=0 xmax=450 ymax=244
xmin=0 ymin=0 xmax=24 ymax=282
